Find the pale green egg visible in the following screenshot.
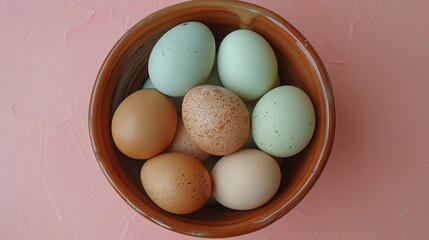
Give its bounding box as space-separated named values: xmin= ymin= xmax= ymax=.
xmin=217 ymin=29 xmax=277 ymax=102
xmin=148 ymin=21 xmax=215 ymax=97
xmin=252 ymin=86 xmax=315 ymax=158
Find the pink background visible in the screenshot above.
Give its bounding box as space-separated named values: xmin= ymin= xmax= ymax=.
xmin=1 ymin=0 xmax=429 ymax=239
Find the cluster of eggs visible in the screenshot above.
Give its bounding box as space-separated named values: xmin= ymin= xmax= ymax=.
xmin=111 ymin=22 xmax=315 ymax=215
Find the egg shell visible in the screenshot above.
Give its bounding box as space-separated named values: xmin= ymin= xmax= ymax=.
xmin=182 ymin=85 xmax=250 ymax=156
xmin=140 ymin=152 xmax=211 ymax=215
xmin=166 ymin=118 xmax=210 ymax=162
xmin=211 ymin=149 xmax=281 ymax=210
xmin=148 ymin=21 xmax=216 ymax=97
xmin=252 ymin=85 xmax=316 ymax=157
xmin=217 ymin=29 xmax=277 ymax=101
xmin=111 ymin=89 xmax=177 ymax=159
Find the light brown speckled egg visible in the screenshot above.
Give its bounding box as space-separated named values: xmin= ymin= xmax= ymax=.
xmin=140 ymin=152 xmax=211 ymax=215
xmin=182 ymin=85 xmax=250 ymax=156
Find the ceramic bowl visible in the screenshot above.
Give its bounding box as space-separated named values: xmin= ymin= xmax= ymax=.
xmin=89 ymin=0 xmax=335 ymax=237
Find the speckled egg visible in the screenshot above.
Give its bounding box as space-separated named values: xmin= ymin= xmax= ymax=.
xmin=140 ymin=152 xmax=211 ymax=215
xmin=252 ymin=85 xmax=315 ymax=157
xmin=182 ymin=85 xmax=250 ymax=156
xmin=148 ymin=21 xmax=216 ymax=97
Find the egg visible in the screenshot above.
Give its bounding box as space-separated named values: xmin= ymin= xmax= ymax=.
xmin=148 ymin=21 xmax=216 ymax=97
xmin=217 ymin=29 xmax=277 ymax=101
xmin=111 ymin=89 xmax=177 ymax=159
xmin=166 ymin=118 xmax=210 ymax=162
xmin=211 ymin=149 xmax=281 ymax=210
xmin=182 ymin=85 xmax=250 ymax=156
xmin=140 ymin=152 xmax=211 ymax=215
xmin=252 ymin=86 xmax=316 ymax=157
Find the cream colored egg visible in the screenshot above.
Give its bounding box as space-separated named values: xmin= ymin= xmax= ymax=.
xmin=211 ymin=149 xmax=281 ymax=210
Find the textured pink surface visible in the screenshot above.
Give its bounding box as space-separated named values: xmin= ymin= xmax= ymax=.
xmin=1 ymin=0 xmax=429 ymax=239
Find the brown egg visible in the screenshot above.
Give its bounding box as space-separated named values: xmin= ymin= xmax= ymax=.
xmin=111 ymin=89 xmax=177 ymax=159
xmin=182 ymin=85 xmax=250 ymax=155
xmin=166 ymin=118 xmax=210 ymax=162
xmin=140 ymin=152 xmax=211 ymax=215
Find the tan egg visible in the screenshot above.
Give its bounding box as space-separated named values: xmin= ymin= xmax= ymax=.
xmin=140 ymin=152 xmax=211 ymax=215
xmin=111 ymin=89 xmax=177 ymax=159
xmin=166 ymin=118 xmax=210 ymax=162
xmin=182 ymin=85 xmax=250 ymax=156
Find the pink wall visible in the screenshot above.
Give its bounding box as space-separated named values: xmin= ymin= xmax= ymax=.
xmin=1 ymin=0 xmax=429 ymax=239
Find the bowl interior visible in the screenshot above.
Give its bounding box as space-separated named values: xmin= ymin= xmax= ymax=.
xmin=89 ymin=0 xmax=335 ymax=238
